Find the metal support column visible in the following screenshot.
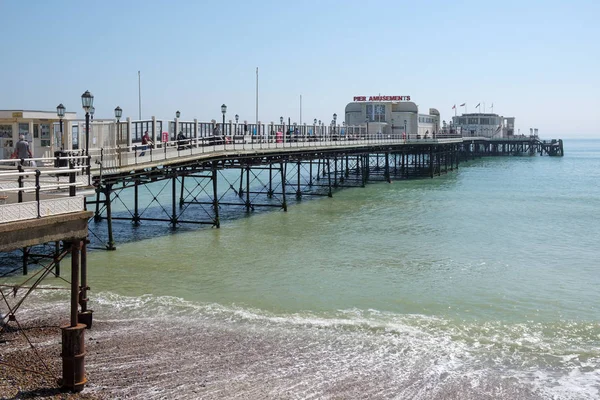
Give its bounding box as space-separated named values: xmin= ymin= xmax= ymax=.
xmin=133 ymin=179 xmax=140 ymax=226
xmin=385 ymin=152 xmax=391 ymax=183
xmin=171 ymin=171 xmax=178 ymax=229
xmin=78 ymin=240 xmax=92 ymax=328
xmin=245 ymin=165 xmax=251 ymax=212
xmin=54 ymin=241 xmax=61 ymax=276
xmin=179 ymin=174 xmax=185 ymax=207
xmin=296 ymin=160 xmax=302 ymax=199
xmin=327 ymin=158 xmax=333 ymax=197
xmin=280 ymin=161 xmax=287 ymax=211
xmin=212 ymin=161 xmax=220 ymax=227
xmin=268 ymin=162 xmax=273 ymax=197
xmin=105 ymin=185 xmax=116 ymax=250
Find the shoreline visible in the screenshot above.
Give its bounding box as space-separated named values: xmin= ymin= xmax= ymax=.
xmin=0 ymin=302 xmax=553 ymax=400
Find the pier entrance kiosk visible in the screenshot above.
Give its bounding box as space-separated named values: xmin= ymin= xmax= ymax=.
xmin=0 ymin=110 xmax=77 ymax=160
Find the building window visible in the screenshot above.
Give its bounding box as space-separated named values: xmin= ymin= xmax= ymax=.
xmin=459 ymin=117 xmax=467 ymax=125
xmin=468 ymin=118 xmax=478 ymax=124
xmin=366 ymin=104 xmax=386 ymax=122
xmin=0 ymin=124 xmax=12 ymax=138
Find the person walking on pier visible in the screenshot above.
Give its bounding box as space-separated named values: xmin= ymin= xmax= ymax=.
xmin=11 ymin=135 xmax=32 ymax=165
xmin=139 ymin=131 xmax=152 ymax=157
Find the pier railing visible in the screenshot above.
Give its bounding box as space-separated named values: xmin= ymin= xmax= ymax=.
xmin=0 ymin=162 xmax=87 ymax=223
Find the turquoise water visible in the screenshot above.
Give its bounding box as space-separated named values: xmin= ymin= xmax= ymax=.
xmin=7 ymin=139 xmax=600 ymax=399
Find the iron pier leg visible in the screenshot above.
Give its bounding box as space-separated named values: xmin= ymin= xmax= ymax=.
xmin=133 ymin=179 xmax=140 ymax=226
xmin=345 ymin=155 xmax=350 ymax=178
xmin=296 ymin=160 xmax=302 ymax=199
xmin=171 ymin=171 xmax=178 ymax=229
xmin=61 ymin=239 xmax=86 ymax=393
xmin=54 ymin=241 xmax=61 ymax=276
xmin=268 ymin=162 xmax=273 ymax=197
xmin=385 ymin=152 xmax=391 ymax=183
xmin=327 ymin=158 xmax=333 ymax=197
xmin=316 ymin=159 xmax=320 ymax=181
xmin=245 ymin=165 xmax=251 ymax=212
xmin=105 ymin=185 xmax=116 ymax=250
xmin=309 ymin=159 xmax=313 ymax=186
xmin=179 ymin=173 xmax=185 ymax=207
xmin=212 ymin=161 xmax=220 ymax=227
xmin=94 ymin=187 xmax=101 ymax=222
xmin=280 ymin=161 xmax=288 ymax=211
xmin=78 ymin=240 xmax=92 ymax=328
xmin=238 ymin=167 xmax=245 ymax=198
xmin=361 ymin=156 xmax=366 ymax=187
xmin=22 ymin=247 xmax=28 ymax=275
xmin=334 ymin=156 xmax=338 ymax=188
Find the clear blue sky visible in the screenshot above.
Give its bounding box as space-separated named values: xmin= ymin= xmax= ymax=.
xmin=1 ymin=0 xmax=598 ymax=137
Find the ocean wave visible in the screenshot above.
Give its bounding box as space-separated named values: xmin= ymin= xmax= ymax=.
xmin=15 ymin=290 xmax=600 ymax=399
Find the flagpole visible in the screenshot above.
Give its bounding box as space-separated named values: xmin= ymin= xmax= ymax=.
xmin=255 ymin=67 xmax=259 ymax=126
xmin=138 ymin=70 xmax=141 ymax=120
xmin=483 ymin=102 xmax=486 ymax=113
xmin=300 ymin=94 xmax=302 ymax=125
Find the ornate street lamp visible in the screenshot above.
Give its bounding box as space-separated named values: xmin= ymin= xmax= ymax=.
xmin=114 ymin=106 xmax=122 ymax=149
xmin=81 ymin=90 xmax=94 ymax=162
xmin=176 ymin=110 xmax=181 ymax=118
xmin=221 ymin=104 xmax=227 ymax=140
xmin=56 ymin=103 xmax=65 ymax=150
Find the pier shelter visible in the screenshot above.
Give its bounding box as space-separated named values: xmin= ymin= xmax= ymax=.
xmin=0 ymin=110 xmax=77 ymax=160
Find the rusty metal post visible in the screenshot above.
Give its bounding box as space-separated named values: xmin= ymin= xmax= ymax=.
xmin=61 ymin=240 xmax=87 ymax=392
xmin=279 ymin=161 xmax=287 ymax=211
xmin=212 ymin=161 xmax=220 ymax=227
xmin=54 ymin=241 xmax=61 ymax=276
xmin=78 ymin=240 xmax=93 ymax=329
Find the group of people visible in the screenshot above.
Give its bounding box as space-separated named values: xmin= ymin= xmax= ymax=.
xmin=138 ymin=130 xmax=191 ymax=156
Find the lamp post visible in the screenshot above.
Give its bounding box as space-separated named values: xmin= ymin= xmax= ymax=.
xmin=221 ymin=104 xmax=227 ymax=141
xmin=81 ymin=90 xmax=94 ymax=164
xmin=366 ymin=118 xmax=369 ymax=138
xmin=174 ymin=110 xmax=180 ymax=142
xmin=115 ymin=106 xmax=123 ymax=143
xmin=391 ymin=118 xmax=394 ymax=138
xmin=235 ymin=113 xmax=239 ymax=135
xmin=56 ymin=103 xmax=65 ymax=150
xmin=404 ymin=119 xmax=407 ymax=139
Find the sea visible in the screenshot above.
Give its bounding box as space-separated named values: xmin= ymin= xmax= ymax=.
xmin=3 ymin=138 xmax=600 ymax=399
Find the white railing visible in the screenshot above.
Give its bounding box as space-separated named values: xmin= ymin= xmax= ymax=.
xmin=0 ymin=196 xmax=85 ymax=224
xmin=88 ymin=133 xmax=466 ymax=173
xmin=0 ymin=166 xmax=87 ymax=224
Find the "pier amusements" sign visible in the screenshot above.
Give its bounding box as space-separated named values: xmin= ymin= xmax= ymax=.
xmin=353 ymin=95 xmax=411 ymax=102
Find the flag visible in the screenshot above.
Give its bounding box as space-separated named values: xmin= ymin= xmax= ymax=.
xmin=475 ymin=103 xmax=480 ymax=108
xmin=452 ymin=104 xmax=456 ymax=109
xmin=459 ymin=103 xmax=465 ymax=107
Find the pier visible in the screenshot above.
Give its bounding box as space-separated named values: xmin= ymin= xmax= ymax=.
xmin=0 ymin=118 xmax=563 ymax=392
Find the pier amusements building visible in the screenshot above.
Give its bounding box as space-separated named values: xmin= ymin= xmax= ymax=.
xmin=344 ymin=96 xmax=440 ymax=139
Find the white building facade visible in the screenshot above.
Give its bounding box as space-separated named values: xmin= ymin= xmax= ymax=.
xmin=0 ymin=110 xmax=78 ymax=160
xmin=344 ymin=96 xmax=440 ymax=138
xmin=451 ymin=113 xmax=515 ymax=138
